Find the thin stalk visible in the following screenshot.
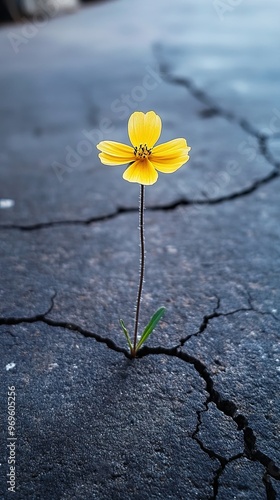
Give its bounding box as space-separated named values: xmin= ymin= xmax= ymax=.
xmin=132 ymin=184 xmax=145 ymax=356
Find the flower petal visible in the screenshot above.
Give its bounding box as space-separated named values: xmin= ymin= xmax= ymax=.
xmin=97 ymin=141 xmax=135 ymax=165
xmin=152 ymin=138 xmax=191 ymax=157
xmin=123 ymin=159 xmax=158 ymax=185
xmin=150 ymin=138 xmax=191 ymax=173
xmin=128 ymin=111 xmax=162 ymax=149
xmin=151 ymin=154 xmax=190 ymax=173
xmin=97 ymin=141 xmax=134 ymax=156
xmin=98 ymin=153 xmax=132 ymax=166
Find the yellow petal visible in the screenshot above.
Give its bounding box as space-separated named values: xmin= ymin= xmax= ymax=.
xmin=128 ymin=111 xmax=162 ymax=149
xmin=97 ymin=141 xmax=135 ymax=165
xmin=98 ymin=152 xmax=134 ymax=166
xmin=152 ymin=138 xmax=191 ymax=157
xmin=151 ymin=154 xmax=190 ymax=173
xmin=123 ymin=159 xmax=158 ymax=185
xmin=97 ymin=140 xmax=134 ymax=157
xmin=150 ymin=138 xmax=191 ymax=173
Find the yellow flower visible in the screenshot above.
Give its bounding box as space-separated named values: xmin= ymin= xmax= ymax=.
xmin=97 ymin=111 xmax=191 ymax=185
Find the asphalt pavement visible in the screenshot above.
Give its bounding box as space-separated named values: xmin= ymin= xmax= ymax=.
xmin=0 ymin=0 xmax=280 ymax=498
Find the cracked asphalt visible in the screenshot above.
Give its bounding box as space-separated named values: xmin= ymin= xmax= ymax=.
xmin=0 ymin=0 xmax=280 ymax=499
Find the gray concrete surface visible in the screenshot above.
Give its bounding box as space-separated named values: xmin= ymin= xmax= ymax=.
xmin=0 ymin=0 xmax=280 ymax=498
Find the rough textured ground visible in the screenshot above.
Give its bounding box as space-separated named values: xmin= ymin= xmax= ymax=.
xmin=0 ymin=0 xmax=280 ymax=499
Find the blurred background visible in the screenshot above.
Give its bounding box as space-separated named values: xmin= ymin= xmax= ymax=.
xmin=0 ymin=0 xmax=86 ymax=21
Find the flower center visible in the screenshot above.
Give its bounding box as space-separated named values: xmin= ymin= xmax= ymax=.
xmin=134 ymin=144 xmax=152 ymax=160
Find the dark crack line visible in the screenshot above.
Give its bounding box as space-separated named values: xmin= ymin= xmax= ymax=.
xmin=1 ymin=167 xmax=279 ymax=232
xmin=1 ymin=75 xmax=280 ymax=234
xmin=180 ymin=296 xmax=222 ymax=345
xmin=159 ymin=67 xmax=280 ymax=172
xmin=1 ymin=114 xmax=279 ymax=233
xmin=259 ymin=136 xmax=280 ymax=171
xmin=190 ymin=395 xmax=244 ymax=499
xmin=1 ymin=300 xmax=279 ymax=486
xmin=0 ymin=291 xmax=57 ymax=325
xmin=155 ymin=55 xmax=280 ymax=200
xmin=1 ymin=60 xmax=280 ymax=233
xmin=263 ymin=472 xmax=277 ymax=500
xmin=155 ymin=53 xmax=274 ymax=145
xmin=0 ymin=206 xmax=138 ymax=231
xmin=247 ymin=290 xmax=280 ymax=322
xmin=158 ymin=68 xmax=260 ymax=138
xmin=211 ymin=452 xmax=245 ymax=500
xmin=0 ymin=293 xmax=129 ymax=357
xmin=180 ymin=294 xmax=279 ymax=347
xmin=137 ymin=345 xmax=280 ymax=483
xmin=42 ymin=316 xmax=129 ymax=356
xmin=44 ymin=290 xmax=57 ymax=316
xmin=193 ymin=169 xmax=280 ymax=206
xmin=10 ymin=316 xmax=129 ymax=357
xmin=177 ymin=295 xmax=279 ymax=496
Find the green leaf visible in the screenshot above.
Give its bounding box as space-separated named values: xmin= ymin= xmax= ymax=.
xmin=120 ymin=319 xmax=133 ymax=351
xmin=136 ymin=307 xmax=166 ymax=351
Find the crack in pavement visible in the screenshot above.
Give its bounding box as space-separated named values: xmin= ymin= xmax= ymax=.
xmin=0 ymin=169 xmax=278 ymax=234
xmin=157 ymin=64 xmax=259 ymax=138
xmin=137 ymin=345 xmax=280 ymax=493
xmin=191 ymin=396 xmax=245 ymax=498
xmin=211 ymin=453 xmax=246 ymax=500
xmin=1 ymin=295 xmax=279 ymax=493
xmin=0 ymin=153 xmax=278 ymax=234
xmin=180 ymin=293 xmax=279 ymax=347
xmin=263 ymin=472 xmax=278 ymax=500
xmin=155 ymin=50 xmax=277 ymax=144
xmin=155 ymin=52 xmax=280 ymax=193
xmin=0 ymin=164 xmax=279 ymax=233
xmin=0 ymin=53 xmax=280 ymax=239
xmin=181 ymin=294 xmax=279 ymax=498
xmin=0 ymin=207 xmax=138 ymax=231
xmin=0 ymin=292 xmax=128 ymax=357
xmin=1 ymin=68 xmax=280 ymax=232
xmin=247 ymin=290 xmax=280 ymax=323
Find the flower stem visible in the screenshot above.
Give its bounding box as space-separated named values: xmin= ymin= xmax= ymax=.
xmin=132 ymin=184 xmax=145 ymax=356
